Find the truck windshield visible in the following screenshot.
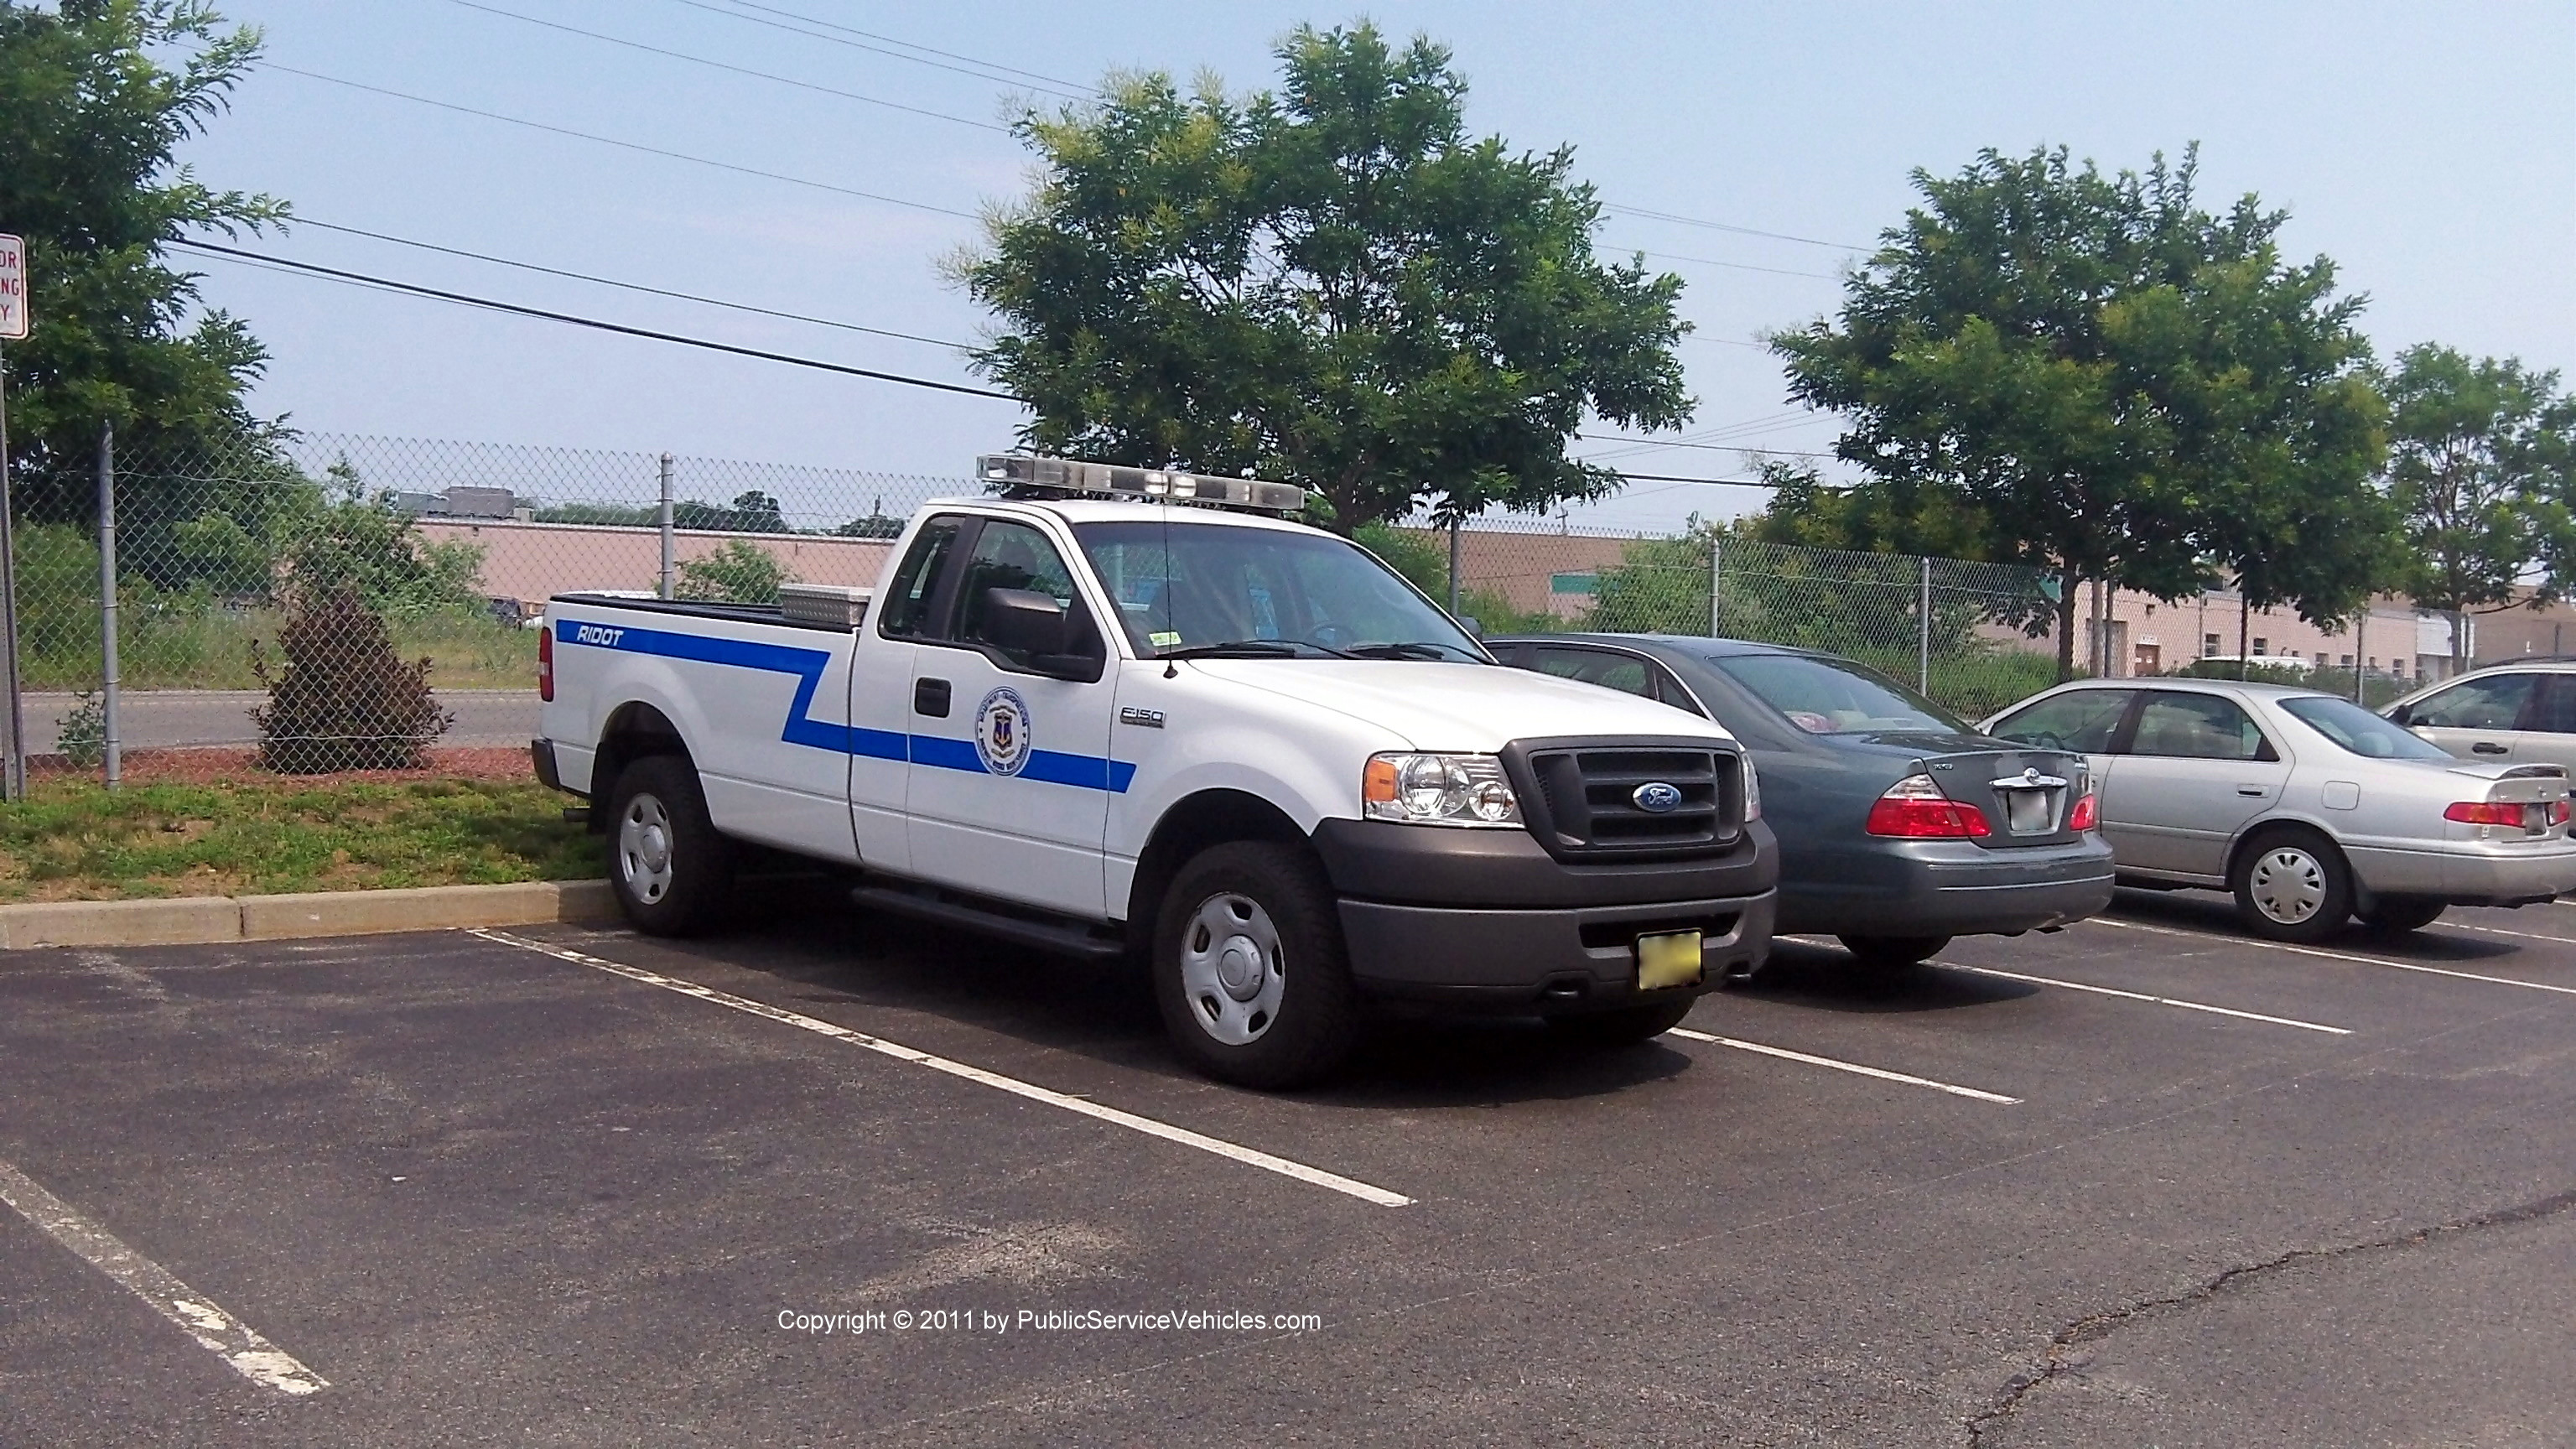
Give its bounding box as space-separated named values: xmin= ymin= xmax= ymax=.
xmin=1074 ymin=520 xmax=1486 ymax=662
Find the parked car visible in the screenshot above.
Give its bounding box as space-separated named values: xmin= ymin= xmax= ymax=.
xmin=2386 ymin=661 xmax=2576 ymax=771
xmin=1984 ymin=678 xmax=2576 ymax=941
xmin=1488 ymin=635 xmax=2113 ymax=973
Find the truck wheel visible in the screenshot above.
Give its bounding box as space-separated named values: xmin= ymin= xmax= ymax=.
xmin=2231 ymin=827 xmax=2352 ymax=943
xmin=1837 ymin=935 xmax=1950 ymax=974
xmin=2360 ymin=895 xmax=2446 ymax=934
xmin=1545 ymin=999 xmax=1696 ymax=1051
xmin=606 ymin=756 xmax=735 ymax=937
xmin=1152 ymin=842 xmax=1358 ymax=1089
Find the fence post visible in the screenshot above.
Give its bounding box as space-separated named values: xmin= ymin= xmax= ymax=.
xmin=2353 ymin=607 xmax=2366 ymax=704
xmin=1918 ymin=554 xmax=1933 ymax=697
xmin=1446 ymin=516 xmax=1461 ymax=615
xmin=0 ymin=343 xmax=23 ymax=801
xmin=98 ymin=422 xmax=119 ymax=789
xmin=1708 ymin=537 xmax=1723 ymax=638
xmin=657 ymin=452 xmax=676 ymax=600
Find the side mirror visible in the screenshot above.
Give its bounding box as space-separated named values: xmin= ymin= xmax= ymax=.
xmin=2385 ymin=702 xmax=2411 ymax=725
xmin=980 ymin=587 xmax=1070 ymax=657
xmin=1457 ymin=615 xmax=1483 ymax=640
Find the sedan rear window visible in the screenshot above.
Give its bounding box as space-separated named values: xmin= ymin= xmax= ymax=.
xmin=1714 ymin=653 xmax=1966 ymax=735
xmin=2280 ymin=695 xmax=2454 ymax=761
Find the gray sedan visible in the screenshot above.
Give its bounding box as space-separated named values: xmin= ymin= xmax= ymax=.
xmin=1492 ymin=635 xmax=2114 ymax=973
xmin=1985 ymin=678 xmax=2576 ymax=940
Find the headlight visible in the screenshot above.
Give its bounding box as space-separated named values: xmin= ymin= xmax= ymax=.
xmin=1741 ymin=755 xmax=1762 ymax=821
xmin=1362 ymin=752 xmax=1522 ymax=827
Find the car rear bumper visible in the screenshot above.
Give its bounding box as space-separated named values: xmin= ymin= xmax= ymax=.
xmin=1776 ymin=836 xmax=2117 ymax=937
xmin=1308 ymin=817 xmax=1778 ymax=1012
xmin=2347 ymin=842 xmax=2576 ymax=907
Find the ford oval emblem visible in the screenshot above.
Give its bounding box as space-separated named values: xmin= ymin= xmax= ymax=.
xmin=1632 ymin=782 xmax=1685 ymax=814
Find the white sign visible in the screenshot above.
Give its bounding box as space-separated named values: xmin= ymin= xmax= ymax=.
xmin=0 ymin=234 xmax=25 ymax=340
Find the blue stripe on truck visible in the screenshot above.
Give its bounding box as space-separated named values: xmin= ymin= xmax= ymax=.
xmin=558 ymin=617 xmax=1135 ymax=793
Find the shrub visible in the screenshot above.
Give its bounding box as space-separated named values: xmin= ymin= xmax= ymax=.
xmin=251 ymin=588 xmax=453 ymax=773
xmin=55 ymin=690 xmax=107 ymax=767
xmin=675 ymin=538 xmax=793 ymax=603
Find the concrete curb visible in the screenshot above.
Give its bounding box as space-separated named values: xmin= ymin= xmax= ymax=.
xmin=0 ymin=880 xmax=617 ymax=950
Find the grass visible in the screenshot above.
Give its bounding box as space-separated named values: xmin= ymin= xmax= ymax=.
xmin=0 ymin=776 xmax=598 ymax=902
xmin=22 ymin=605 xmax=539 ymax=692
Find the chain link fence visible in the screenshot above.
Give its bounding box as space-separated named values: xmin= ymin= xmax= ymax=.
xmin=5 ymin=434 xmax=965 ymax=779
xmin=3 ymin=434 xmax=2073 ymax=782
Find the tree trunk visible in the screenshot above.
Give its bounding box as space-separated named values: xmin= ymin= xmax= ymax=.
xmin=2054 ymin=581 xmax=2079 ymax=682
xmin=2238 ymin=596 xmax=2251 ymax=680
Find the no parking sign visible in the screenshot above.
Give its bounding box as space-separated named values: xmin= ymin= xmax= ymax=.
xmin=0 ymin=234 xmax=25 ymax=340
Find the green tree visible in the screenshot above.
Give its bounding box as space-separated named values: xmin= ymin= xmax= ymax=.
xmin=0 ymin=0 xmax=288 ymax=519
xmin=674 ymin=538 xmax=792 ymax=604
xmin=959 ymin=22 xmax=1694 ymax=532
xmin=1773 ymin=145 xmax=2386 ymax=678
xmin=2381 ymin=345 xmax=2576 ymax=669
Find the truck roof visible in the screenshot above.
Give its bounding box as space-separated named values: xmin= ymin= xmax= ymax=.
xmin=925 ymin=496 xmax=1329 ymax=535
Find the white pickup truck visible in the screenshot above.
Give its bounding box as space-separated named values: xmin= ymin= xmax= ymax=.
xmin=533 ymin=455 xmax=1776 ymax=1086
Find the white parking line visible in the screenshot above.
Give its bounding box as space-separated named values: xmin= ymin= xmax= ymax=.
xmin=2438 ymin=921 xmax=2576 ymax=946
xmin=0 ymin=1157 xmax=328 ymax=1397
xmin=1955 ymin=965 xmax=2352 ymax=1035
xmin=2090 ymin=917 xmax=2576 ymax=998
xmin=469 ymin=929 xmax=1414 ymax=1208
xmin=1665 ymin=1028 xmax=2021 ymax=1104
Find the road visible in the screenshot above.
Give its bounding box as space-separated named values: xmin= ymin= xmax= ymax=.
xmin=17 ymin=689 xmax=539 ymax=751
xmin=1 ymin=887 xmax=2570 ymax=1445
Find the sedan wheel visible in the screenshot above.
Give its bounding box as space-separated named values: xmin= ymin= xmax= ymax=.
xmin=2230 ymin=829 xmax=2353 ymax=943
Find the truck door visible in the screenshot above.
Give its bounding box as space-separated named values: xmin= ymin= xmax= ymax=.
xmin=903 ymin=517 xmax=1119 ymax=917
xmin=849 ymin=515 xmax=969 ymax=873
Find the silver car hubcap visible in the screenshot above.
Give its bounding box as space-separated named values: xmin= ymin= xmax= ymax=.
xmin=618 ymin=792 xmax=677 ymax=905
xmin=2248 ymin=847 xmax=2325 ymax=924
xmin=1179 ymin=892 xmax=1285 ymax=1046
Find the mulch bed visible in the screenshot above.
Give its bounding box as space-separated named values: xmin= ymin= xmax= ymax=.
xmin=23 ymin=746 xmax=538 ymax=788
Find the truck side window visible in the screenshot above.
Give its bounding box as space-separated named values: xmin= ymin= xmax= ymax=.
xmin=878 ymin=517 xmax=963 ymax=638
xmin=955 ymin=521 xmax=1102 ymax=668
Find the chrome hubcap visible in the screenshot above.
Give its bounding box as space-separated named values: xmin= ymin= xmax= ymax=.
xmin=2248 ymin=848 xmax=2325 ymax=924
xmin=618 ymin=792 xmax=676 ymax=904
xmin=1179 ymin=892 xmax=1285 ymax=1046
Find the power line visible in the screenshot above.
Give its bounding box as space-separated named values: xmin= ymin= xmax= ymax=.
xmin=441 ymin=0 xmax=1010 ymax=132
xmin=1576 ymin=430 xmax=1834 ymax=460
xmin=291 ymin=219 xmax=972 ymax=350
xmin=1603 ymin=203 xmax=1869 ymax=252
xmin=1630 ymin=247 xmax=1841 ymax=281
xmin=175 ymin=241 xmax=1018 ymax=401
xmin=262 ymin=64 xmax=981 ymax=221
xmin=669 ymin=0 xmax=1095 ymax=99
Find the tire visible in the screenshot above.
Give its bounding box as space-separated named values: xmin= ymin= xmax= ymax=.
xmin=2360 ymin=895 xmax=2447 ymax=935
xmin=2230 ymin=828 xmax=2353 ymax=943
xmin=1545 ymin=999 xmax=1696 ymax=1051
xmin=1837 ymin=934 xmax=1950 ymax=974
xmin=605 ymin=755 xmax=736 ymax=937
xmin=1151 ymin=841 xmax=1359 ymax=1090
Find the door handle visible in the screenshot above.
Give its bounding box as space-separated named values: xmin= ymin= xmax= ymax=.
xmin=2236 ymin=785 xmax=2267 ymax=797
xmin=2472 ymin=741 xmax=2509 ymax=755
xmin=913 ymin=678 xmax=951 ymax=718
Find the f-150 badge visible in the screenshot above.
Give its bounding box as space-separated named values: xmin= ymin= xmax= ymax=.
xmin=975 ymin=686 xmax=1033 ymax=777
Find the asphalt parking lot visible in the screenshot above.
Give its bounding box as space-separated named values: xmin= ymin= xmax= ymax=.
xmin=3 ymin=884 xmax=2571 ymax=1446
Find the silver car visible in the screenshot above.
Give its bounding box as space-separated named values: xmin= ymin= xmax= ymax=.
xmin=1982 ymin=678 xmax=2576 ymax=941
xmin=2386 ymin=661 xmax=2576 ymax=771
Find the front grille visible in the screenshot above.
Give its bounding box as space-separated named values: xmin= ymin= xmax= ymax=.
xmin=1510 ymin=741 xmax=1742 ymax=859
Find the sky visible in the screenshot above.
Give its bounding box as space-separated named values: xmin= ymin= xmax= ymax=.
xmin=163 ymin=0 xmax=2576 ymax=533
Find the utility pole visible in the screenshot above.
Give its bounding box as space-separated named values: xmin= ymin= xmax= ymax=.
xmin=1918 ymin=555 xmax=1933 ymax=696
xmin=1708 ymin=538 xmax=1723 ymax=638
xmin=1446 ymin=516 xmax=1462 ymax=615
xmin=99 ymin=423 xmax=120 ymax=787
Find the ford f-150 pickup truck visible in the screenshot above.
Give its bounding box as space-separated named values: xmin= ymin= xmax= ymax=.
xmin=533 ymin=454 xmax=1776 ymax=1087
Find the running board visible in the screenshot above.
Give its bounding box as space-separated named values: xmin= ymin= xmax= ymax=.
xmin=849 ymin=885 xmax=1128 ymax=961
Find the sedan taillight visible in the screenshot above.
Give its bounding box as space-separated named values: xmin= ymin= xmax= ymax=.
xmin=2555 ymin=800 xmax=2572 ymax=827
xmin=1866 ymin=773 xmax=1992 ymax=838
xmin=2444 ymin=801 xmax=2524 ymax=826
xmin=2067 ymin=792 xmax=2099 ymax=832
xmin=538 ymin=624 xmax=554 ymax=703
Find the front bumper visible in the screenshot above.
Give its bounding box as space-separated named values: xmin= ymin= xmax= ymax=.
xmin=2347 ymin=841 xmax=2576 ymax=908
xmin=1311 ymin=817 xmax=1778 ymax=1011
xmin=1774 ymin=835 xmax=2116 ymax=937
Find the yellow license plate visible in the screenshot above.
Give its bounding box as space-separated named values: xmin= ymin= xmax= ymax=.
xmin=1636 ymin=931 xmax=1704 ymax=991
